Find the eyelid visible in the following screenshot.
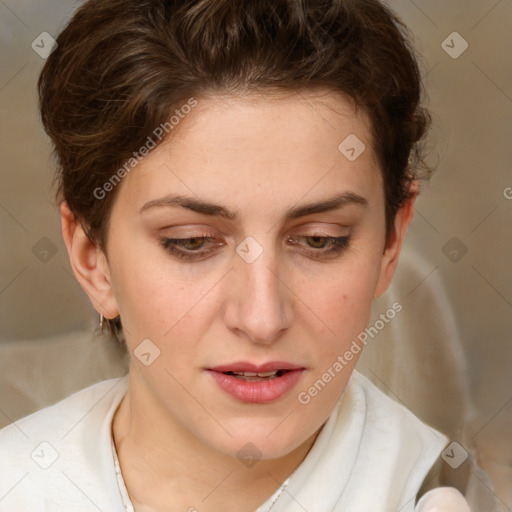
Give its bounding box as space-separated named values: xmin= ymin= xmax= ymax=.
xmin=288 ymin=221 xmax=352 ymax=237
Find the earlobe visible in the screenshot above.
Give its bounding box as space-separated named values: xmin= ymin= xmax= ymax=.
xmin=60 ymin=201 xmax=119 ymax=319
xmin=374 ymin=181 xmax=418 ymax=298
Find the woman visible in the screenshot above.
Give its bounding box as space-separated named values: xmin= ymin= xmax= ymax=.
xmin=0 ymin=0 xmax=472 ymax=510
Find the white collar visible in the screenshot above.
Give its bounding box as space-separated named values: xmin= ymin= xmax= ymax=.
xmin=257 ymin=370 xmax=448 ymax=511
xmin=108 ymin=371 xmax=447 ymax=512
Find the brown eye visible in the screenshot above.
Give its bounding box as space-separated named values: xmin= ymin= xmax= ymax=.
xmin=160 ymin=236 xmax=221 ymax=261
xmin=287 ymin=235 xmax=351 ymax=258
xmin=179 ymin=237 xmax=208 ymax=250
xmin=305 ymin=236 xmax=331 ymax=249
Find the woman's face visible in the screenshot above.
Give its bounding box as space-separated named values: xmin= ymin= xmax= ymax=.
xmin=80 ymin=90 xmax=412 ymax=460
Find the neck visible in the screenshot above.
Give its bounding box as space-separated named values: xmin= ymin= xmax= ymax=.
xmin=112 ymin=368 xmax=321 ymax=512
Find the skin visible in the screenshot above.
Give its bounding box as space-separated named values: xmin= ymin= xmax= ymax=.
xmin=61 ymin=89 xmax=417 ymax=511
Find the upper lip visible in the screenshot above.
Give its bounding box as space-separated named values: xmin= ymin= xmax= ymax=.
xmin=208 ymin=361 xmax=304 ymax=373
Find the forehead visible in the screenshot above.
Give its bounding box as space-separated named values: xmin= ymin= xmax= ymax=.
xmin=115 ymin=90 xmax=382 ymax=214
xmin=169 ymin=89 xmax=376 ymax=162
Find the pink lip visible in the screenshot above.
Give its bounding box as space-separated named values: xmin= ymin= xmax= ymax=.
xmin=206 ymin=361 xmax=305 ymax=404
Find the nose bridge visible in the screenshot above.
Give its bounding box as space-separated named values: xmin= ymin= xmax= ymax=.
xmin=229 ymin=235 xmax=292 ymax=343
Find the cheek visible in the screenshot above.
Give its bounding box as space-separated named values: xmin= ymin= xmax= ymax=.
xmin=108 ymin=248 xmax=173 ymax=334
xmin=109 ymin=251 xmax=222 ymax=355
xmin=293 ymin=265 xmax=378 ymax=413
xmin=303 ymin=257 xmax=379 ymax=340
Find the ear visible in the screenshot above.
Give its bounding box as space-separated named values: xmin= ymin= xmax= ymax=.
xmin=60 ymin=201 xmax=119 ymax=319
xmin=374 ymin=181 xmax=418 ymax=298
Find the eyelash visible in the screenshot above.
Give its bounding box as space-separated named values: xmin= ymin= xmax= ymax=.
xmin=159 ymin=233 xmax=351 ymax=261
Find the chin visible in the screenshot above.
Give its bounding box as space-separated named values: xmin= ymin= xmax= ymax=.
xmin=205 ymin=420 xmax=314 ymax=462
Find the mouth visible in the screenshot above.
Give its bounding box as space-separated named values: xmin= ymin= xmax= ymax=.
xmin=206 ymin=362 xmax=305 ymax=403
xmin=220 ymin=369 xmax=290 ymax=382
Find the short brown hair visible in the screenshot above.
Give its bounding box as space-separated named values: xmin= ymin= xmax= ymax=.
xmin=38 ymin=0 xmax=433 ymax=339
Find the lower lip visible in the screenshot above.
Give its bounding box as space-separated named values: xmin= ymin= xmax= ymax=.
xmin=206 ymin=369 xmax=305 ymax=404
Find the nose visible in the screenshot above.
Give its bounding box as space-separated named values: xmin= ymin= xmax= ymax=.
xmin=223 ymin=239 xmax=293 ymax=345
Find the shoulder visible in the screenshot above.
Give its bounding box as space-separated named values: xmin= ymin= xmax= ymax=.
xmin=347 ymin=371 xmax=472 ymax=510
xmin=349 ymin=369 xmax=447 ymax=442
xmin=0 ymin=376 xmax=128 ymax=442
xmin=0 ymin=376 xmax=128 ymax=511
xmin=344 ymin=370 xmax=453 ymax=508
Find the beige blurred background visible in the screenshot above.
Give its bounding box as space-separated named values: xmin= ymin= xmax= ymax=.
xmin=0 ymin=0 xmax=511 ymax=508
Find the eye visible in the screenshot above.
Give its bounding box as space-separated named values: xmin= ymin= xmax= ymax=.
xmin=159 ymin=232 xmax=351 ymax=262
xmin=159 ymin=235 xmax=221 ymax=261
xmin=287 ymin=234 xmax=351 ymax=258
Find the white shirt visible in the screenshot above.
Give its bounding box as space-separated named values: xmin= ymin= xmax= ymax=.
xmin=0 ymin=370 xmax=470 ymax=511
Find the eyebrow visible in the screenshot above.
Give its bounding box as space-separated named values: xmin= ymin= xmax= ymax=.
xmin=139 ymin=191 xmax=368 ymax=220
